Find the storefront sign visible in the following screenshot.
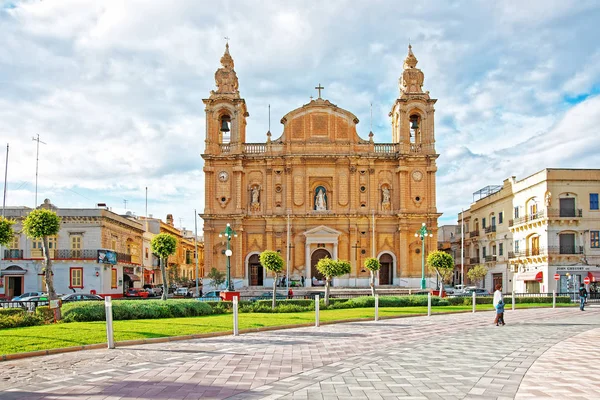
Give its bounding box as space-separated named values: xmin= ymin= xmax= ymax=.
xmin=98 ymin=250 xmax=117 ymax=265
xmin=556 ymin=266 xmax=591 ymax=271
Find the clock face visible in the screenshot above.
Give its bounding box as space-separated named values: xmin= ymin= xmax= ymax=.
xmin=412 ymin=170 xmax=423 ymax=182
xmin=218 ymin=171 xmax=229 ymax=182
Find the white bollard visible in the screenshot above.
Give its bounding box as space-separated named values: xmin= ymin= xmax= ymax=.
xmin=105 ymin=296 xmax=115 ymax=349
xmin=512 ymin=295 xmax=515 ymax=311
xmin=427 ymin=292 xmax=431 ymax=317
xmin=553 ymin=290 xmax=556 ymax=309
xmin=472 ymin=292 xmax=476 ymax=313
xmin=315 ymin=294 xmax=320 ymax=327
xmin=375 ymin=295 xmax=379 ymax=321
xmin=233 ymin=296 xmax=239 ymax=336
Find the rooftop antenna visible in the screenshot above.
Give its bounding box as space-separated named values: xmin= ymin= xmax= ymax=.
xmin=2 ymin=143 xmax=8 ymax=217
xmin=370 ymin=102 xmax=373 ymax=132
xmin=32 ymin=134 xmax=46 ymax=208
xmin=123 ymin=199 xmax=128 ymax=210
xmin=268 ymin=104 xmax=271 ymax=132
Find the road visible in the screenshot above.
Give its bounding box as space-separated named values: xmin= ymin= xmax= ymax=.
xmin=0 ymin=306 xmax=598 ymax=399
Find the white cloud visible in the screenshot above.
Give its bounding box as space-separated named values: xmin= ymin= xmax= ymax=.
xmin=1 ymin=0 xmax=599 ymax=229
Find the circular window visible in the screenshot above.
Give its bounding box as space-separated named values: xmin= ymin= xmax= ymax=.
xmin=361 ymin=249 xmax=366 ymax=255
xmin=360 ymin=186 xmax=366 ymax=192
xmin=275 ymin=185 xmax=282 ymax=193
xmin=416 ymin=248 xmax=421 ymax=254
xmin=221 ymin=197 xmax=226 ymax=202
xmin=361 ymin=204 xmax=366 ymax=208
xmin=415 ymin=196 xmax=421 ymax=202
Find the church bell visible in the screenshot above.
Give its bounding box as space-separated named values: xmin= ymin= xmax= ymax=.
xmin=410 ymin=119 xmax=419 ymax=130
xmin=220 ymin=119 xmax=230 ymax=132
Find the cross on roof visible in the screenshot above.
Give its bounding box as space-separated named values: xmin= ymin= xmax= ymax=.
xmin=315 ymin=83 xmax=324 ymax=99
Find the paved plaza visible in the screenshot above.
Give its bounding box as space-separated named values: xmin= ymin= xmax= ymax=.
xmin=0 ymin=306 xmax=598 ymax=399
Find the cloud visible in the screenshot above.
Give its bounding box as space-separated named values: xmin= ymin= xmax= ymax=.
xmin=0 ymin=0 xmax=599 ymax=229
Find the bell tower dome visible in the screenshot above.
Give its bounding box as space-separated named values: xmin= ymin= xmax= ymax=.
xmin=202 ymin=43 xmax=249 ymax=155
xmin=390 ymin=45 xmax=436 ymax=152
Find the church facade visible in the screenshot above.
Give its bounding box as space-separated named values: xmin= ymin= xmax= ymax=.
xmin=201 ymin=44 xmax=440 ymax=288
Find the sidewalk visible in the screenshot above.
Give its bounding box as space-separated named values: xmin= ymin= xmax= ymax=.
xmin=0 ymin=306 xmax=598 ymax=399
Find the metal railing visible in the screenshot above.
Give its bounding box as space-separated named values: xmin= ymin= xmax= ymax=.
xmin=547 ymin=246 xmax=584 ymax=255
xmin=469 ymin=230 xmax=479 ymax=238
xmin=469 ymin=257 xmax=480 ymax=264
xmin=508 ymin=247 xmax=547 ymax=258
xmin=3 ymin=249 xmax=23 ymax=259
xmin=484 ymin=225 xmax=496 ymax=234
xmin=547 ymin=208 xmax=583 ymax=218
xmin=484 ymin=255 xmax=496 ymax=262
xmin=509 ymin=210 xmax=546 ymax=227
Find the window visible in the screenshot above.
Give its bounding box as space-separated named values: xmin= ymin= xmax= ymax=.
xmin=482 ymin=247 xmax=487 ymax=258
xmin=499 ymin=243 xmax=504 ymax=256
xmin=515 ymin=241 xmax=519 ymax=252
xmin=111 ymin=236 xmax=117 ymax=251
xmin=145 ymin=247 xmax=149 ymax=259
xmin=111 ymin=268 xmax=118 ymax=288
xmin=491 ymin=216 xmax=496 ymax=227
xmin=514 ymin=207 xmax=519 ymax=218
xmin=71 ymin=235 xmax=82 ymax=257
xmin=70 ymin=267 xmax=83 ymax=288
xmin=10 ymin=235 xmax=19 ymax=249
xmin=591 ymin=231 xmax=600 ymax=248
xmin=499 ymin=212 xmax=503 ymax=224
xmin=482 ymin=218 xmax=486 ymax=229
xmin=591 ymin=193 xmax=599 ymax=210
xmin=492 ymin=245 xmax=497 ymax=256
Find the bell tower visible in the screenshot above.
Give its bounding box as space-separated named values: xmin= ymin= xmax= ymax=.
xmin=203 ymin=43 xmax=249 ymax=155
xmin=390 ymin=45 xmax=436 ymax=152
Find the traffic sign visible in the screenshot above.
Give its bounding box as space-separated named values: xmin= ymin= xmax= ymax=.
xmin=584 ymin=276 xmax=590 ymax=285
xmin=554 ymin=273 xmax=560 ymax=281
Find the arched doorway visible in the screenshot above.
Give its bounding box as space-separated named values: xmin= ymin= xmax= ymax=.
xmin=248 ymin=254 xmax=263 ymax=286
xmin=379 ymin=253 xmax=394 ymax=285
xmin=311 ymin=249 xmax=331 ymax=281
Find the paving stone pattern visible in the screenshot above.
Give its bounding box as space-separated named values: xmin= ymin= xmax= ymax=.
xmin=0 ymin=307 xmax=598 ymax=399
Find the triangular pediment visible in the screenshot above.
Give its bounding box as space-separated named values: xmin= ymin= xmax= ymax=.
xmin=304 ymin=225 xmax=341 ymax=238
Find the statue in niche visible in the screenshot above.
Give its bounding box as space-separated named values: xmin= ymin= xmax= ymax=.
xmin=545 ymin=191 xmax=552 ymax=207
xmin=382 ymin=186 xmax=391 ymax=211
xmin=315 ymin=187 xmax=327 ymax=211
xmin=250 ymin=186 xmax=260 ymax=211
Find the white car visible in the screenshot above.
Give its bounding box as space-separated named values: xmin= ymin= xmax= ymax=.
xmin=12 ymin=292 xmax=46 ymax=302
xmin=174 ymin=287 xmax=189 ymax=296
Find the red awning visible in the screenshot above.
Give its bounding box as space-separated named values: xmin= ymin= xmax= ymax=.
xmin=588 ymin=271 xmax=600 ymax=282
xmin=516 ymin=271 xmax=543 ymax=282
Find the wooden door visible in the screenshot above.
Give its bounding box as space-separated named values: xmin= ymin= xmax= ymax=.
xmin=379 ymin=254 xmax=393 ymax=285
xmin=311 ymin=249 xmax=330 ymax=280
xmin=248 ymin=254 xmax=263 ymax=286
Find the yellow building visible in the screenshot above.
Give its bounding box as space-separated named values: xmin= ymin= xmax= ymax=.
xmin=201 ymin=44 xmax=440 ymax=289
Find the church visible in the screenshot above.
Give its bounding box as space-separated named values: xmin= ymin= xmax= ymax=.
xmin=201 ymin=44 xmax=440 ymax=288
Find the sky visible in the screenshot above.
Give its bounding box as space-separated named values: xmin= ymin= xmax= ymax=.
xmin=1 ymin=0 xmax=599 ymax=230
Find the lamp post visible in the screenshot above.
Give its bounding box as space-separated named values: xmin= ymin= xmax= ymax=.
xmin=219 ymin=223 xmax=237 ymax=291
xmin=415 ymin=222 xmax=433 ymax=290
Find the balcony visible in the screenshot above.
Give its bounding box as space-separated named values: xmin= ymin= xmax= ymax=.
xmin=509 ymin=210 xmax=545 ymax=227
xmin=508 ymin=247 xmax=547 ymax=258
xmin=548 ymin=246 xmax=584 ymax=255
xmin=469 ymin=231 xmax=480 ymax=238
xmin=469 ymin=257 xmax=480 ymax=264
xmin=484 ymin=225 xmax=496 ymax=234
xmin=547 ymin=208 xmax=583 ymax=218
xmin=55 ymin=249 xmax=98 ymax=259
xmin=3 ymin=249 xmax=23 ymax=259
xmin=485 ymin=255 xmax=497 ymax=262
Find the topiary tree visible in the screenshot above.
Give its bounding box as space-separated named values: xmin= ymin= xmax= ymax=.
xmin=260 ymin=250 xmax=284 ymax=309
xmin=316 ymin=258 xmax=351 ymax=306
xmin=427 ymin=250 xmax=455 ymax=297
xmin=151 ymin=233 xmax=177 ymax=300
xmin=207 ymin=267 xmax=226 ymax=289
xmin=363 ymin=257 xmax=381 ymax=297
xmin=22 ymin=209 xmax=61 ymax=306
xmin=0 ymin=216 xmax=15 ymax=247
xmin=467 ymin=264 xmax=488 ymax=288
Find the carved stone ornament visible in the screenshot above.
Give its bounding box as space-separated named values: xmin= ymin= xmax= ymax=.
xmin=214 ymin=44 xmax=239 ymax=95
xmin=349 ymin=165 xmax=357 ymax=174
xmin=412 ymin=170 xmax=423 ymax=182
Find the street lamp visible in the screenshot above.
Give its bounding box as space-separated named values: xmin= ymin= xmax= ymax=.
xmin=415 ymin=222 xmax=433 ymax=290
xmin=219 ymin=223 xmax=237 ymax=291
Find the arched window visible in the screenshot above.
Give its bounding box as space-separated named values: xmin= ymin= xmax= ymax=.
xmin=409 ymin=114 xmax=421 ymax=143
xmin=220 ymin=114 xmax=231 ymax=144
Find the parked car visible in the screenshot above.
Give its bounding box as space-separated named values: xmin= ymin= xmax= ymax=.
xmin=455 ymin=287 xmax=490 ymax=296
xmin=125 ymin=288 xmax=149 ymax=298
xmin=12 ymin=292 xmax=46 ymax=302
xmin=196 ymin=290 xmax=221 ymax=301
xmin=251 ymin=292 xmax=287 ymax=301
xmin=174 ymin=287 xmax=189 ymax=297
xmin=61 ymin=294 xmax=103 ymax=302
xmin=143 ymin=285 xmax=163 ymax=297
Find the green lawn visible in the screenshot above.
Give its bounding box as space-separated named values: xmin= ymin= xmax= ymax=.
xmin=0 ymin=303 xmax=574 ymax=356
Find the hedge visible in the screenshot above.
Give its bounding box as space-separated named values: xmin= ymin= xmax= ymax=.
xmin=0 ymin=312 xmax=41 ymax=329
xmin=0 ymin=308 xmax=26 ymax=316
xmin=61 ymin=300 xmax=214 ymax=322
xmin=445 ymin=296 xmax=571 ymax=306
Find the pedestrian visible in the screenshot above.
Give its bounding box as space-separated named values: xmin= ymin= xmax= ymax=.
xmin=281 ymin=275 xmax=286 ymax=288
xmin=493 ymin=283 xmax=505 ymax=326
xmin=301 ymin=275 xmax=305 ymax=287
xmin=288 ymin=288 xmax=293 ymax=299
xmin=579 ymin=283 xmax=588 ymax=311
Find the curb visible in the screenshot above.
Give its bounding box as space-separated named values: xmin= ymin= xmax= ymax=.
xmin=1 ymin=305 xmax=570 ymax=362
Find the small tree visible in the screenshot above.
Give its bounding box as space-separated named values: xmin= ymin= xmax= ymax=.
xmin=151 ymin=233 xmax=177 ymax=300
xmin=260 ymin=250 xmax=284 ymax=309
xmin=467 ymin=264 xmax=488 ymax=288
xmin=22 ymin=209 xmax=61 ymax=308
xmin=207 ymin=267 xmax=226 ymax=289
xmin=316 ymin=258 xmax=351 ymax=306
xmin=0 ymin=216 xmax=15 ymax=247
xmin=427 ymin=250 xmax=455 ymax=297
xmin=364 ymin=257 xmax=381 ymax=297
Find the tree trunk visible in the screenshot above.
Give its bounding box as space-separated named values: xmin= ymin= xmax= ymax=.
xmin=42 ymin=236 xmax=60 ymax=320
xmin=272 ymin=272 xmax=277 ymax=310
xmin=325 ymin=277 xmax=331 ymax=306
xmin=161 ymin=257 xmax=168 ymax=301
xmin=370 ymin=271 xmax=376 ymax=297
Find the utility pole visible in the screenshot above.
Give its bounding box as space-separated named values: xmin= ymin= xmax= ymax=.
xmin=32 ymin=134 xmax=46 ymax=208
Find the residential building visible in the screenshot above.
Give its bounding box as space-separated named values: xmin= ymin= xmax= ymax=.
xmin=201 ymin=44 xmax=440 ymax=288
xmin=0 ymin=199 xmax=144 ymax=299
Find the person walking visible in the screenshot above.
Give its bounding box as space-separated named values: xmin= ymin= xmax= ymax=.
xmin=579 ymin=283 xmax=588 ymax=311
xmin=493 ymin=283 xmax=505 ymax=326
